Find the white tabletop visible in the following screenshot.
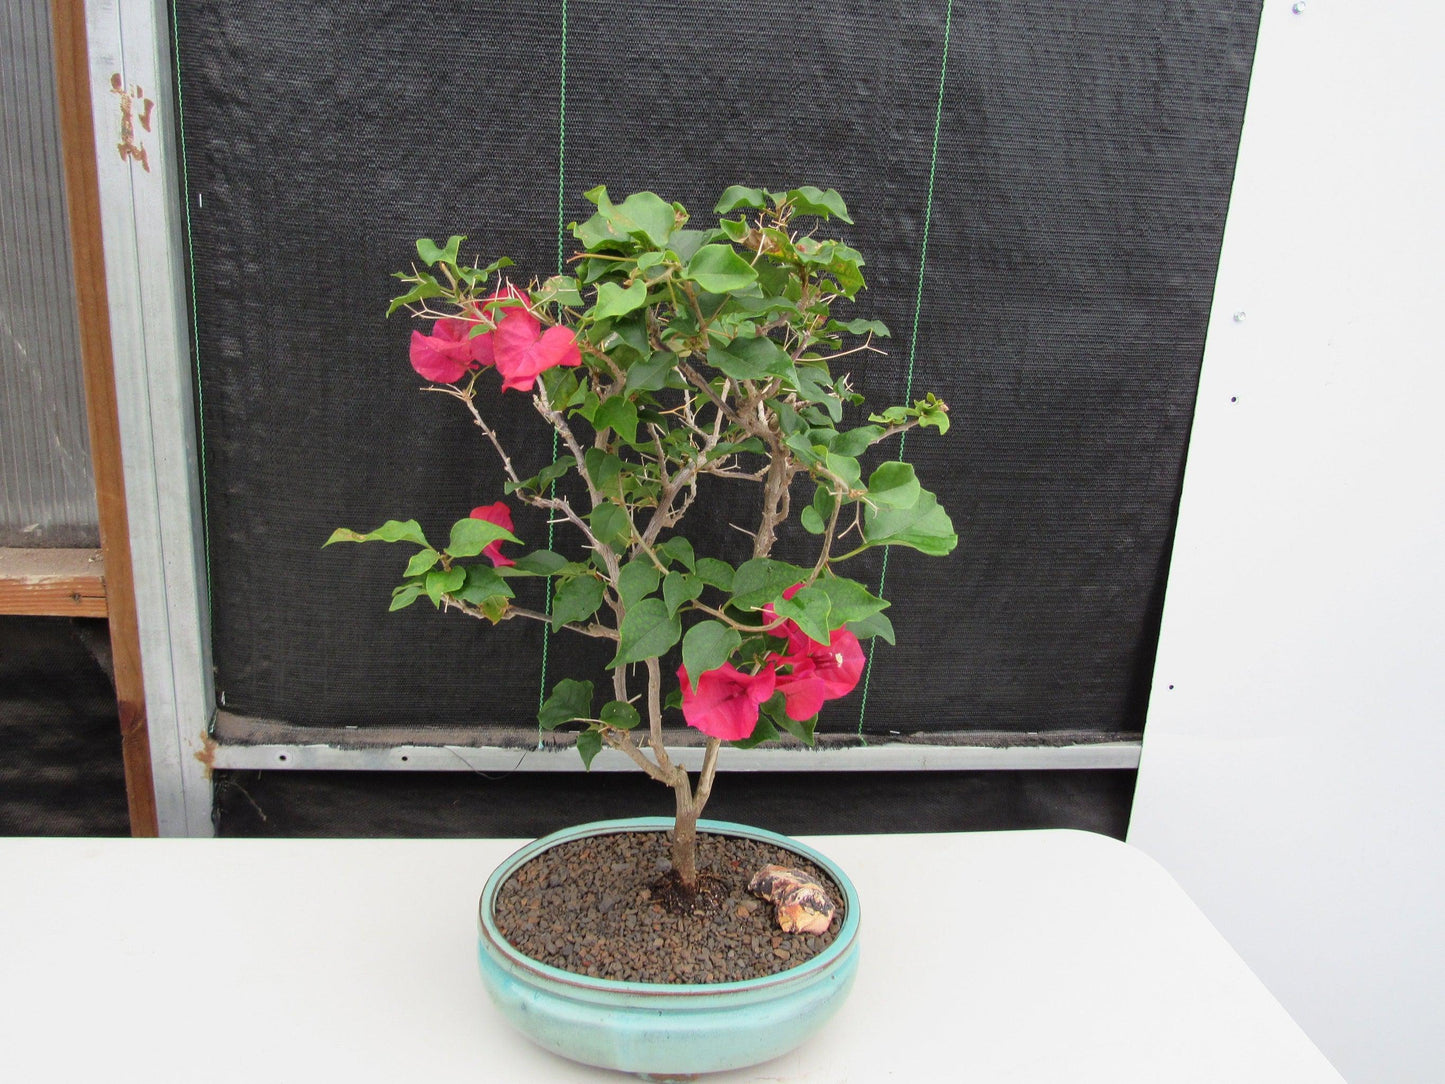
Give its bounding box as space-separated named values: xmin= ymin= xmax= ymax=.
xmin=0 ymin=829 xmax=1342 ymax=1082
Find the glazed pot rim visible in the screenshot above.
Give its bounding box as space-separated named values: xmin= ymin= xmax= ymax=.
xmin=478 ymin=816 xmax=861 ymax=997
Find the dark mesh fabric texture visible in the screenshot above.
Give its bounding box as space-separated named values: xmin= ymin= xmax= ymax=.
xmin=173 ymin=1 xmax=1260 ymax=736
xmin=214 ymin=768 xmax=1137 ymax=840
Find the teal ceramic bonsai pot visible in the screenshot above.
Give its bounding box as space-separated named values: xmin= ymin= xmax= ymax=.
xmin=477 ymin=817 xmax=861 ymax=1078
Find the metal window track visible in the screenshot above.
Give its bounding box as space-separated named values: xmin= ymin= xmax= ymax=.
xmin=209 ymin=713 xmax=1142 ymax=773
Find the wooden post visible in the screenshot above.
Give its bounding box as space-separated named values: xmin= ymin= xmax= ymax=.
xmin=49 ymin=0 xmax=158 ymax=837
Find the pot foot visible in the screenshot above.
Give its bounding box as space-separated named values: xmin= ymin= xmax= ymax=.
xmin=637 ymin=1075 xmax=699 ymax=1082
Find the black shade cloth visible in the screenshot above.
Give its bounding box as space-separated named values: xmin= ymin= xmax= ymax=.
xmin=174 ymin=1 xmax=1260 ymax=735
xmin=214 ymin=768 xmax=1138 ymax=840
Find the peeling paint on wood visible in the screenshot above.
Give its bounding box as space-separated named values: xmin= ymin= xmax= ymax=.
xmin=194 ymin=733 xmax=217 ymax=778
xmin=109 ymin=72 xmax=151 ymax=171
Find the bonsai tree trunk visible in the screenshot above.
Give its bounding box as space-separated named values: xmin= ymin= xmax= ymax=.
xmin=670 ymin=737 xmax=721 ymax=890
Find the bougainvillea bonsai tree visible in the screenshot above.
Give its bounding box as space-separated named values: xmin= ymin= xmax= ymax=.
xmin=328 ymin=185 xmax=955 ymax=897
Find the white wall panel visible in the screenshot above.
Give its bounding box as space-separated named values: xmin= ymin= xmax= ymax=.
xmin=1129 ymin=3 xmax=1445 ymax=1082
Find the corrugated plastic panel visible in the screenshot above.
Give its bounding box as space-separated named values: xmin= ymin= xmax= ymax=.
xmin=0 ymin=3 xmax=96 ymax=547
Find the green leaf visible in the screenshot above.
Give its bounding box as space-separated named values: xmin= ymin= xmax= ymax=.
xmin=388 ymin=582 xmax=424 ymax=611
xmin=551 ymin=574 xmax=606 ymax=628
xmin=538 ymin=678 xmax=594 ymax=730
xmin=706 ymin=335 xmax=791 ymax=382
xmin=581 ymin=187 xmax=680 ymax=249
xmin=535 ymin=274 xmax=583 ymax=307
xmin=609 ymin=191 xmax=681 ymax=247
xmin=656 ymin=536 xmax=696 ymax=572
xmin=824 ymin=452 xmax=862 ymax=493
xmin=866 ymin=462 xmax=922 ymax=508
xmin=801 ymin=484 xmax=836 ymax=535
xmin=846 ymin=610 xmax=896 ymax=645
xmin=611 ymin=598 xmax=683 ymax=667
xmin=773 ymin=585 xmax=831 ymax=645
xmin=572 ymin=212 xmax=632 ymax=253
xmin=813 ymin=575 xmax=889 ymax=625
xmin=831 ymin=425 xmax=886 ymax=457
xmin=694 ymin=558 xmax=735 ymax=591
xmin=786 ymin=186 xmax=853 ymax=224
xmin=917 ymin=393 xmax=951 ymax=434
xmin=663 ymin=571 xmax=704 ymax=616
xmin=506 ymin=457 xmax=573 ymax=495
xmin=681 ymin=620 xmax=742 ymax=691
xmin=795 ymin=237 xmax=865 ymax=297
xmin=511 ymin=549 xmax=569 ymax=576
xmin=715 ymin=185 xmax=769 ymax=214
xmin=403 ymin=548 xmax=441 ymax=577
xmin=610 ymin=314 xmax=652 ymax=357
xmin=594 ymin=396 xmax=640 ymax=444
xmin=774 ymin=710 xmax=818 ymax=746
xmin=666 ymin=228 xmax=719 ymax=264
xmin=445 ymin=517 xmax=520 ymax=558
xmin=324 ymin=519 xmax=430 ymax=548
xmin=730 ymin=710 xmax=780 ymax=750
xmin=729 ymin=559 xmax=811 ymax=611
xmin=618 ymin=559 xmax=662 ymax=609
xmin=600 ymin=700 xmax=641 ymax=730
xmin=593 ymin=280 xmax=648 ymax=321
xmin=416 ymin=235 xmax=464 ymax=267
xmin=794 ymin=363 xmax=842 ymax=419
xmin=717 ymin=217 xmax=751 ymax=243
xmin=685 ymin=245 xmax=758 ymax=293
xmin=842 ymin=317 xmax=890 ymax=338
xmin=625 ymin=352 xmax=676 ymax=394
xmin=458 ymin=565 xmax=514 ymax=604
xmin=584 ymin=449 xmax=624 ymax=498
xmin=861 ymin=489 xmax=959 ymax=555
xmin=386 ymin=275 xmax=443 ymax=316
xmin=869 ymin=393 xmax=951 ymax=435
xmin=424 ymin=566 xmax=465 ymax=606
xmin=455 ymin=256 xmax=515 ymax=286
xmin=575 ymin=729 xmax=604 ymax=769
xmin=589 ymin=503 xmax=631 ymax=547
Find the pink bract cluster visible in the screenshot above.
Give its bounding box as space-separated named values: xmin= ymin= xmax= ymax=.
xmin=469 ymin=501 xmax=516 ymax=568
xmin=409 ymin=286 xmax=581 ymax=392
xmin=677 ymin=588 xmax=865 ymax=741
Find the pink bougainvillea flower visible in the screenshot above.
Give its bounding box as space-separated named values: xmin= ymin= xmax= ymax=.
xmin=474 ymin=282 xmax=529 ymax=329
xmin=409 ymin=317 xmax=492 ymax=383
xmin=492 ymin=305 xmax=582 ymax=393
xmin=676 ymin=662 xmax=777 ymax=742
xmin=772 ymin=627 xmax=866 ymax=721
xmin=469 ymin=501 xmax=516 ymax=568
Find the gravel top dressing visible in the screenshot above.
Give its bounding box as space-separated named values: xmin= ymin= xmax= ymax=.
xmin=492 ymin=830 xmax=844 ymax=985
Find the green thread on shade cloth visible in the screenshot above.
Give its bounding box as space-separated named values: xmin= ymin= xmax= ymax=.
xmin=857 ymin=0 xmax=954 ymax=740
xmin=539 ymin=0 xmax=569 ymax=737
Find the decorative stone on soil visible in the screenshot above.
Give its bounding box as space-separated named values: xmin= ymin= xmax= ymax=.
xmin=747 ymin=864 xmax=837 ymax=934
xmin=492 ymin=830 xmax=843 ymax=985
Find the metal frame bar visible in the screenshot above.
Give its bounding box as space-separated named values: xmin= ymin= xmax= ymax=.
xmin=85 ymin=0 xmax=213 ymax=836
xmin=213 ymin=739 xmax=1142 ymax=774
xmin=210 ymin=714 xmax=1142 ymax=773
xmin=87 ymin=2 xmax=1141 ymax=835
